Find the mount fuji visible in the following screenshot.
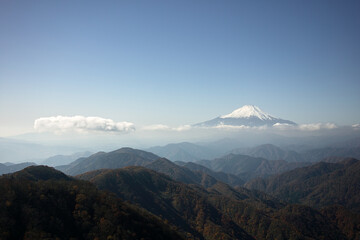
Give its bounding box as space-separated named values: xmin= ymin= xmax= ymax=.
xmin=194 ymin=105 xmax=296 ymax=127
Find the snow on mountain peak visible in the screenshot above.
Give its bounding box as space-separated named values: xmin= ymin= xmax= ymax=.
xmin=220 ymin=105 xmax=275 ymax=120
xmin=194 ymin=105 xmax=295 ymax=127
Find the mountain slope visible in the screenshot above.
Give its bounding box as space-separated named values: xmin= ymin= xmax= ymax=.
xmin=6 ymin=165 xmax=70 ymax=181
xmin=147 ymin=142 xmax=221 ymax=162
xmin=245 ymin=158 xmax=360 ymax=212
xmin=320 ymin=205 xmax=360 ymax=240
xmin=194 ymin=105 xmax=296 ymax=127
xmin=0 ymin=162 xmax=36 ymax=175
xmin=146 ymin=158 xmax=244 ymax=188
xmin=231 ymin=144 xmax=304 ymax=162
xmin=77 ymin=167 xmax=254 ymax=240
xmin=145 ymin=158 xmax=203 ymax=185
xmin=198 ymin=153 xmax=310 ymax=181
xmin=58 ymin=148 xmax=243 ymax=188
xmin=231 ymin=143 xmax=360 ymax=163
xmin=179 ymin=161 xmax=245 ymax=187
xmin=78 ymin=167 xmax=348 ymax=240
xmin=301 ymin=147 xmax=360 ymax=162
xmin=0 ymin=166 xmax=183 ymax=240
xmin=41 ymin=151 xmax=92 ymax=167
xmin=59 ymin=147 xmax=160 ymax=175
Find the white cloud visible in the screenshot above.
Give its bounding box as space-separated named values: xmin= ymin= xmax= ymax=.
xmin=142 ymin=124 xmax=171 ymax=131
xmin=34 ymin=116 xmax=135 ymax=134
xmin=298 ymin=123 xmax=337 ymax=131
xmin=174 ymin=125 xmax=192 ymax=131
xmin=195 ymin=122 xmax=338 ymax=132
xmin=141 ymin=124 xmax=192 ymax=132
xmin=273 ymin=122 xmax=337 ymax=131
xmin=272 ymin=123 xmax=294 ymax=128
xmin=212 ymin=124 xmax=251 ymax=130
xmin=352 ymin=124 xmax=360 ymax=130
xmin=195 ymin=124 xmax=268 ymax=131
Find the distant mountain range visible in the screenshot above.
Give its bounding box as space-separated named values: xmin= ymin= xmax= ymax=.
xmin=176 ymin=161 xmax=245 ymax=187
xmin=55 ymin=147 xmax=310 ymax=184
xmin=194 ymin=105 xmax=296 ymax=127
xmin=3 ymin=138 xmax=360 ymax=180
xmin=41 ymin=151 xmax=92 ymax=166
xmin=0 ymin=137 xmax=83 ymax=163
xmin=56 ymin=148 xmax=159 ymax=175
xmin=237 ymin=144 xmax=360 ymax=163
xmin=147 ymin=142 xmax=222 ymax=162
xmin=147 ymin=141 xmax=360 ymax=164
xmin=0 ymin=162 xmax=36 ymax=175
xmin=230 ymin=144 xmax=304 ymax=162
xmin=196 ymin=153 xmax=311 ymax=181
xmin=56 ymin=148 xmax=243 ymax=188
xmin=52 ymin=144 xmax=360 ymax=185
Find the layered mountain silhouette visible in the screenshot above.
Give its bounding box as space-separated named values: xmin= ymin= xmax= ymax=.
xmin=194 ymin=105 xmax=296 ymax=127
xmin=146 ymin=157 xmax=216 ymax=186
xmin=77 ymin=166 xmax=349 ymax=240
xmin=0 ymin=166 xmax=183 ymax=240
xmin=41 ymin=151 xmax=92 ymax=166
xmin=56 ymin=148 xmax=159 ymax=175
xmin=57 ymin=147 xmax=313 ymax=185
xmin=0 ymin=162 xmax=36 ymax=175
xmin=2 ymin=156 xmax=360 ymax=239
xmin=147 ymin=142 xmax=222 ymax=162
xmin=245 ymin=158 xmax=360 ymax=212
xmin=230 ymin=143 xmax=360 ymax=163
xmin=244 ymin=157 xmax=360 ymax=239
xmin=176 ymin=161 xmax=245 ymax=187
xmin=196 ymin=153 xmax=310 ymax=181
xmin=301 ymin=147 xmax=360 ymax=162
xmin=57 ymin=149 xmax=244 ymax=188
xmin=147 ymin=141 xmax=360 ymax=165
xmin=231 ymin=144 xmax=304 ymax=162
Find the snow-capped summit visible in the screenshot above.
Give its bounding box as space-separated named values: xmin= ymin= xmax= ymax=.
xmin=194 ymin=105 xmax=296 ymax=128
xmin=220 ymin=105 xmax=275 ymax=120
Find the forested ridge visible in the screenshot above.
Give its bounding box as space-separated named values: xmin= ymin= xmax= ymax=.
xmin=78 ymin=166 xmax=354 ymax=240
xmin=1 ymin=161 xmax=359 ymax=240
xmin=0 ymin=166 xmax=183 ymax=240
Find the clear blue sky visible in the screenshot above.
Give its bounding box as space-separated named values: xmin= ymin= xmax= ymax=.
xmin=1 ymin=0 xmax=360 ymax=136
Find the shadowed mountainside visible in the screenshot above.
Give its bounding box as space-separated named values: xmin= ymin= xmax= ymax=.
xmin=245 ymin=158 xmax=360 ymax=213
xmin=146 ymin=158 xmax=244 ymax=188
xmin=177 ymin=161 xmax=245 ymax=187
xmin=0 ymin=166 xmax=183 ymax=240
xmin=78 ymin=166 xmax=349 ymax=240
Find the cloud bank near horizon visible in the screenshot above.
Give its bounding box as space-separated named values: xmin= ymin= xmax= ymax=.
xmin=140 ymin=122 xmax=340 ymax=132
xmin=273 ymin=122 xmax=338 ymax=131
xmin=141 ymin=124 xmax=191 ymax=132
xmin=33 ymin=115 xmax=352 ymax=137
xmin=34 ymin=116 xmax=135 ymax=134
